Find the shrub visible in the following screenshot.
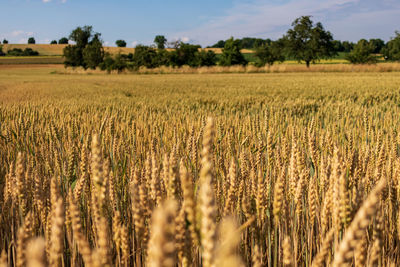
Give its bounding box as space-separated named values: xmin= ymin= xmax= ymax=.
xmin=346 ymin=39 xmax=377 ymax=64
xmin=28 ymin=37 xmax=36 ymax=44
xmin=50 ymin=40 xmax=58 ymax=44
xmin=58 ymin=37 xmax=69 ymax=44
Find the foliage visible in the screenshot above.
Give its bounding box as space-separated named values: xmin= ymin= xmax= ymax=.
xmin=194 ymin=50 xmax=217 ymax=66
xmin=116 ymin=40 xmax=127 ymax=47
xmin=58 ymin=37 xmax=69 ymax=44
xmin=219 ymin=37 xmax=247 ymax=66
xmin=63 ymin=26 xmax=104 ymax=69
xmin=99 ymin=53 xmax=128 ymax=73
xmin=82 ymin=34 xmax=104 ymax=69
xmin=255 ymin=40 xmax=285 ymax=66
xmin=50 ymin=40 xmax=58 ymax=45
xmin=170 ymin=42 xmax=201 ymax=67
xmin=346 ymin=39 xmax=377 ymax=64
xmin=28 ymin=37 xmax=36 ymax=44
xmin=210 ymin=37 xmax=270 ymax=49
xmin=131 ymin=45 xmax=159 ymax=69
xmin=0 ymin=45 xmax=5 ymax=56
xmin=2 ymin=39 xmax=8 ymax=44
xmin=369 ymin=38 xmax=385 ymax=54
xmin=382 ymin=31 xmax=400 ymax=61
xmin=154 ymin=35 xmax=167 ymax=49
xmin=6 ymin=48 xmax=39 ymax=56
xmin=284 ymin=16 xmax=336 ymax=67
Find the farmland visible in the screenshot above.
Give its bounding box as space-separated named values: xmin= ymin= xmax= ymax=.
xmin=1 ymin=65 xmax=400 ymax=266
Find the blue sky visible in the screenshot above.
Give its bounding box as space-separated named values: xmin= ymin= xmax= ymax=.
xmin=1 ymin=0 xmax=399 ymax=47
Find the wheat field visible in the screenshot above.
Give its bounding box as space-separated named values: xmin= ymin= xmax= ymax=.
xmin=1 ymin=66 xmax=400 ymax=266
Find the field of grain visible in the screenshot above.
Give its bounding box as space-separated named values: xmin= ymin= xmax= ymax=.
xmin=1 ymin=66 xmax=400 ymax=266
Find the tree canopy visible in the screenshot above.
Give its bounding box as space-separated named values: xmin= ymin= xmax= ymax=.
xmin=219 ymin=37 xmax=247 ymax=66
xmin=154 ymin=35 xmax=167 ymax=49
xmin=58 ymin=37 xmax=69 ymax=44
xmin=284 ymin=16 xmax=336 ymax=67
xmin=28 ymin=37 xmax=36 ymax=44
xmin=345 ymin=39 xmax=377 ymax=64
xmin=382 ymin=31 xmax=400 ymax=61
xmin=116 ymin=40 xmax=127 ymax=47
xmin=63 ymin=26 xmax=104 ymax=69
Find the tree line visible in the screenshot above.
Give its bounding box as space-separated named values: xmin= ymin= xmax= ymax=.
xmin=62 ymin=16 xmax=400 ymax=71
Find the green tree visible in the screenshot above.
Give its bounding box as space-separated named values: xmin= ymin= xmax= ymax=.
xmin=58 ymin=37 xmax=69 ymax=44
xmin=28 ymin=37 xmax=36 ymax=44
xmin=255 ymin=39 xmax=285 ymax=66
xmin=0 ymin=45 xmax=5 ymax=56
xmin=342 ymin=41 xmax=354 ymax=53
xmin=346 ymin=39 xmax=377 ymax=64
xmin=284 ymin=16 xmax=336 ymax=67
xmin=50 ymin=40 xmax=58 ymax=44
xmin=194 ymin=50 xmax=217 ymax=66
xmin=382 ymin=31 xmax=400 ymax=61
xmin=83 ymin=33 xmax=104 ymax=69
xmin=219 ymin=37 xmax=247 ymax=66
xmin=63 ymin=26 xmax=104 ymax=69
xmin=369 ymin=38 xmax=385 ymax=54
xmin=132 ymin=45 xmax=159 ymax=69
xmin=154 ymin=35 xmax=167 ymax=49
xmin=116 ymin=40 xmax=127 ymax=47
xmin=2 ymin=39 xmax=8 ymax=44
xmin=170 ymin=42 xmax=201 ymax=67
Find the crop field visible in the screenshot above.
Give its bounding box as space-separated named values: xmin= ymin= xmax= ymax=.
xmin=1 ymin=66 xmax=400 ymax=266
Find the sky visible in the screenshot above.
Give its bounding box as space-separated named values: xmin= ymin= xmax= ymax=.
xmin=1 ymin=0 xmax=399 ymax=47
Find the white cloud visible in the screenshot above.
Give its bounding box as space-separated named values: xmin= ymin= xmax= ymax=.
xmin=61 ymin=0 xmax=67 ymax=3
xmin=173 ymin=0 xmax=398 ymax=45
xmin=131 ymin=41 xmax=138 ymax=47
xmin=11 ymin=30 xmax=24 ymax=37
xmin=42 ymin=0 xmax=51 ymax=2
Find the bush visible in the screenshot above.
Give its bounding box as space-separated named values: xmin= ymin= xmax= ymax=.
xmin=2 ymin=39 xmax=8 ymax=44
xmin=382 ymin=31 xmax=400 ymax=61
xmin=28 ymin=37 xmax=36 ymax=44
xmin=255 ymin=40 xmax=285 ymax=66
xmin=194 ymin=50 xmax=217 ymax=66
xmin=7 ymin=48 xmax=39 ymax=56
xmin=170 ymin=42 xmax=201 ymax=67
xmin=99 ymin=53 xmax=128 ymax=73
xmin=0 ymin=46 xmax=5 ymax=56
xmin=219 ymin=37 xmax=247 ymax=66
xmin=346 ymin=39 xmax=377 ymax=64
xmin=131 ymin=45 xmax=159 ymax=69
xmin=50 ymin=40 xmax=58 ymax=44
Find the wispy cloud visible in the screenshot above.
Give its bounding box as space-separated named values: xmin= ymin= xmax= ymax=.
xmin=174 ymin=0 xmax=400 ymax=45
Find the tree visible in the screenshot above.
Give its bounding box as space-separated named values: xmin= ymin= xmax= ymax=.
xmin=284 ymin=16 xmax=336 ymax=67
xmin=154 ymin=35 xmax=167 ymax=49
xmin=28 ymin=37 xmax=36 ymax=44
xmin=382 ymin=31 xmax=400 ymax=61
xmin=342 ymin=41 xmax=354 ymax=53
xmin=255 ymin=39 xmax=285 ymax=66
xmin=132 ymin=45 xmax=159 ymax=69
xmin=170 ymin=42 xmax=201 ymax=67
xmin=346 ymin=39 xmax=377 ymax=64
xmin=369 ymin=38 xmax=385 ymax=54
xmin=210 ymin=40 xmax=226 ymax=48
xmin=116 ymin=40 xmax=127 ymax=47
xmin=50 ymin=40 xmax=58 ymax=44
xmin=58 ymin=37 xmax=69 ymax=44
xmin=63 ymin=26 xmax=104 ymax=69
xmin=82 ymin=33 xmax=104 ymax=69
xmin=0 ymin=46 xmax=5 ymax=56
xmin=3 ymin=39 xmax=8 ymax=44
xmin=219 ymin=37 xmax=247 ymax=66
xmin=194 ymin=50 xmax=217 ymax=66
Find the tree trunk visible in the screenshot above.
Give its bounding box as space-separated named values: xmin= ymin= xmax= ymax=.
xmin=306 ymin=61 xmax=310 ymax=68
